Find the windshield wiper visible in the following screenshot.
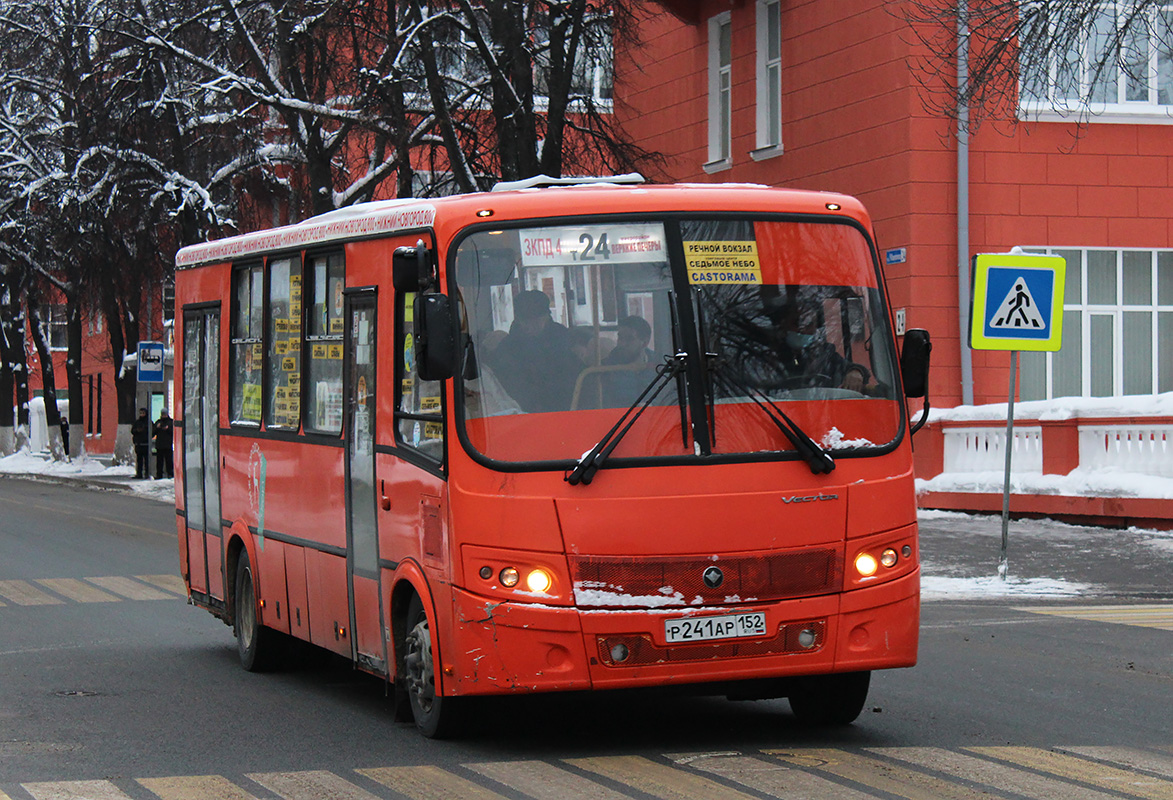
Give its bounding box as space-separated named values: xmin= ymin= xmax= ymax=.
xmin=565 ymin=355 xmax=687 ymax=486
xmin=708 ymin=362 xmax=836 ymax=475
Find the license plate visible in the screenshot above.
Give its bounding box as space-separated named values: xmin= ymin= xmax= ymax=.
xmin=664 ymin=611 xmax=767 ymax=644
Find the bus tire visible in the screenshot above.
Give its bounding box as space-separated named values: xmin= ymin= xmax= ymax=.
xmin=403 ymin=594 xmax=463 ymax=738
xmin=787 ymin=671 xmax=870 ymax=725
xmin=234 ymin=549 xmax=283 ymax=672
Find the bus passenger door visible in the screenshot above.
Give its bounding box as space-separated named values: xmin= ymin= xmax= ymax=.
xmin=344 ymin=292 xmax=385 ymax=671
xmin=181 ymin=309 xmax=223 ymax=601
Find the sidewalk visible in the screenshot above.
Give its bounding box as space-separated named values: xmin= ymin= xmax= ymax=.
xmin=0 ymin=449 xmax=176 ymax=503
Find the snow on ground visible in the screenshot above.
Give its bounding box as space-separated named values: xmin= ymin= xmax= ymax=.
xmin=925 ymin=392 xmax=1173 ymax=422
xmin=0 ymin=449 xmax=175 ymax=503
xmin=920 ymin=575 xmax=1092 ymax=600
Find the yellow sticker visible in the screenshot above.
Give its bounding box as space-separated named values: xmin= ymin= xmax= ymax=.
xmin=241 ymin=384 xmax=262 ymax=421
xmin=275 ymin=318 xmax=289 ymax=333
xmin=683 ymin=240 xmax=762 ymax=284
xmin=424 ymin=421 xmax=443 ymax=439
xmin=312 ymin=344 xmax=327 ymax=359
xmin=282 ymin=357 xmax=296 ymax=371
xmin=275 ymin=341 xmax=289 ymax=355
xmin=327 ymin=344 xmax=343 ymax=360
xmin=420 ymin=396 xmax=441 ymax=412
xmin=329 ymin=318 xmax=344 ymax=334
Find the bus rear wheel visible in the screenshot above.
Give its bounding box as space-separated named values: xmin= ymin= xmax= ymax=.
xmin=403 ymin=594 xmax=464 ymax=738
xmin=234 ymin=549 xmax=283 ymax=672
xmin=787 ymin=671 xmax=871 ymax=725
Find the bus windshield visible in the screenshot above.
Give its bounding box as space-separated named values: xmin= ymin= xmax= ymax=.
xmin=454 ymin=217 xmax=901 ymax=466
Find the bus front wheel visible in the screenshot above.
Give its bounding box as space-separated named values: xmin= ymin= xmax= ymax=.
xmin=403 ymin=594 xmax=464 ymax=738
xmin=787 ymin=671 xmax=871 ymax=725
xmin=234 ymin=549 xmax=283 ymax=672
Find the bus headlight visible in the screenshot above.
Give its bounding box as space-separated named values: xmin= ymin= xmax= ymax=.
xmin=854 ymin=553 xmax=879 ymax=577
xmin=526 ymin=568 xmax=552 ymax=593
xmin=880 ymin=548 xmax=899 ymax=568
xmin=500 ymin=567 xmax=520 ymax=587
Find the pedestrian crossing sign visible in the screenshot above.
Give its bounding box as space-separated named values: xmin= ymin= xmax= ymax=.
xmin=969 ymin=253 xmax=1066 ymax=351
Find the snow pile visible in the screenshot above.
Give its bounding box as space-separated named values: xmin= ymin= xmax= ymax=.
xmin=0 ymin=449 xmax=176 ymax=503
xmin=926 ymin=392 xmax=1173 ymax=423
xmin=921 ymin=575 xmax=1093 ymax=599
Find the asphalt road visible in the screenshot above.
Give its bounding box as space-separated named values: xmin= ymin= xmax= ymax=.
xmin=1 ymin=476 xmax=1171 ymax=798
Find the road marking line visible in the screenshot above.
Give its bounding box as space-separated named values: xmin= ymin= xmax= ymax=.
xmin=248 ymin=770 xmax=383 ymax=800
xmin=138 ymin=775 xmax=259 ymax=800
xmin=84 ymin=576 xmax=173 ymax=601
xmin=36 ymin=578 xmax=120 ymax=603
xmin=136 ymin=574 xmax=188 ymax=596
xmin=360 ymin=766 xmax=510 ymax=800
xmin=872 ymin=746 xmax=1124 ymax=800
xmin=23 ymin=780 xmax=135 ymax=800
xmin=0 ymin=580 xmax=65 ymax=606
xmin=766 ymin=747 xmax=1008 ymax=800
xmin=673 ymin=752 xmax=878 ymax=800
xmin=1060 ymin=747 xmax=1173 ymax=780
xmin=565 ymin=755 xmax=759 ymax=800
xmin=969 ymin=747 xmax=1173 ymax=799
xmin=469 ymin=759 xmax=635 ymax=800
xmin=1017 ymin=605 xmax=1173 ymax=631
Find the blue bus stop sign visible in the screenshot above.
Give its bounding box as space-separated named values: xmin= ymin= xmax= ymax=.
xmin=137 ymin=342 xmax=165 ymax=383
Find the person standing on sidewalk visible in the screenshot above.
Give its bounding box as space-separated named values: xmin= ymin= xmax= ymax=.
xmin=153 ymin=409 xmax=174 ymax=479
xmin=131 ymin=408 xmax=150 ymax=479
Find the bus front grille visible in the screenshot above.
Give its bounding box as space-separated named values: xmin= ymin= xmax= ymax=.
xmin=569 ymin=547 xmax=842 ymax=608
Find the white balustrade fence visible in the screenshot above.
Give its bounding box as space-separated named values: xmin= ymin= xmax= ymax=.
xmin=1079 ymin=425 xmax=1173 ymax=478
xmin=942 ymin=426 xmax=1043 ymax=474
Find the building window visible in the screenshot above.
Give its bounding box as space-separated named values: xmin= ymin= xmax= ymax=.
xmin=1021 ymin=3 xmax=1173 ymax=120
xmin=45 ymin=304 xmax=68 ymax=351
xmin=1019 ymin=248 xmax=1173 ymax=400
xmin=705 ymin=12 xmax=733 ymax=172
xmin=753 ymin=0 xmax=783 ymax=158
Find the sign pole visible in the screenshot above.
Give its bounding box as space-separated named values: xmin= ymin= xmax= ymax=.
xmin=999 ymin=350 xmax=1018 ymax=580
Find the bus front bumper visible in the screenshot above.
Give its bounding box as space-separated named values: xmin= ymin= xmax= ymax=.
xmin=446 ymin=569 xmax=919 ymax=696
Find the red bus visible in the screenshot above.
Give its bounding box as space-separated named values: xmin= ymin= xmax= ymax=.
xmin=174 ymin=180 xmax=931 ymax=737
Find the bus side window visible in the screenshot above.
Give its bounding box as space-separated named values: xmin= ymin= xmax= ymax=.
xmin=396 ymin=291 xmax=445 ymax=463
xmin=230 ymin=263 xmax=264 ymax=426
xmin=266 ymin=257 xmax=302 ymax=430
xmin=305 ymin=253 xmax=345 ymax=434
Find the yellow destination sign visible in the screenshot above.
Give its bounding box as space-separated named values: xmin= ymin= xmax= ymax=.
xmin=684 ymin=241 xmax=762 ymax=284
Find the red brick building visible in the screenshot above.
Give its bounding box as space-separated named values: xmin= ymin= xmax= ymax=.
xmin=620 ymin=0 xmax=1173 ymax=409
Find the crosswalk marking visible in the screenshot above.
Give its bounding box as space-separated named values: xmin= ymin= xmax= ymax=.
xmin=767 ymin=747 xmax=1010 ymax=800
xmin=566 ymin=755 xmax=759 ymax=800
xmin=35 ymin=578 xmax=120 ymax=603
xmin=23 ymin=780 xmax=134 ymax=800
xmin=970 ymin=747 xmax=1173 ymax=800
xmin=360 ymin=766 xmax=510 ymax=800
xmin=873 ymin=746 xmax=1125 ymax=800
xmin=1017 ymin=604 xmax=1173 ymax=631
xmin=138 ymin=775 xmax=260 ymax=800
xmin=1062 ymin=747 xmax=1173 ymax=780
xmin=248 ymin=770 xmax=384 ymax=800
xmin=9 ymin=745 xmax=1173 ymax=800
xmin=468 ymin=760 xmax=634 ymax=800
xmin=136 ymin=573 xmax=188 ymax=596
xmin=0 ymin=580 xmax=65 ymax=606
xmin=673 ymin=752 xmax=877 ymax=799
xmin=85 ymin=576 xmax=174 ymax=601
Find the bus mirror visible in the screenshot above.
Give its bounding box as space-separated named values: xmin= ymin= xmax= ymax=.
xmin=393 ymin=241 xmax=433 ymax=292
xmin=900 ymin=328 xmax=931 ymax=398
xmin=414 ymin=293 xmax=457 ymax=381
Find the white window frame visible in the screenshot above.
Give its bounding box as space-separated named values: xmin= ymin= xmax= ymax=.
xmin=46 ymin=304 xmax=68 ymax=352
xmin=705 ymin=11 xmax=733 ymax=173
xmin=1020 ymin=2 xmax=1173 ymax=124
xmin=753 ymin=0 xmax=783 ymax=160
xmin=1018 ymin=247 xmax=1173 ymax=400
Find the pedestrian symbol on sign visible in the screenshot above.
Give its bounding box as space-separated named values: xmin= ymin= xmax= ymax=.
xmin=990 ymin=278 xmax=1045 ymax=330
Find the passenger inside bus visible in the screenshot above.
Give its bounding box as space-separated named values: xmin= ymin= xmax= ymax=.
xmin=491 ymin=290 xmax=579 ymax=412
xmin=598 ymin=314 xmax=658 ymax=407
xmin=772 ymin=299 xmax=869 ymax=392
